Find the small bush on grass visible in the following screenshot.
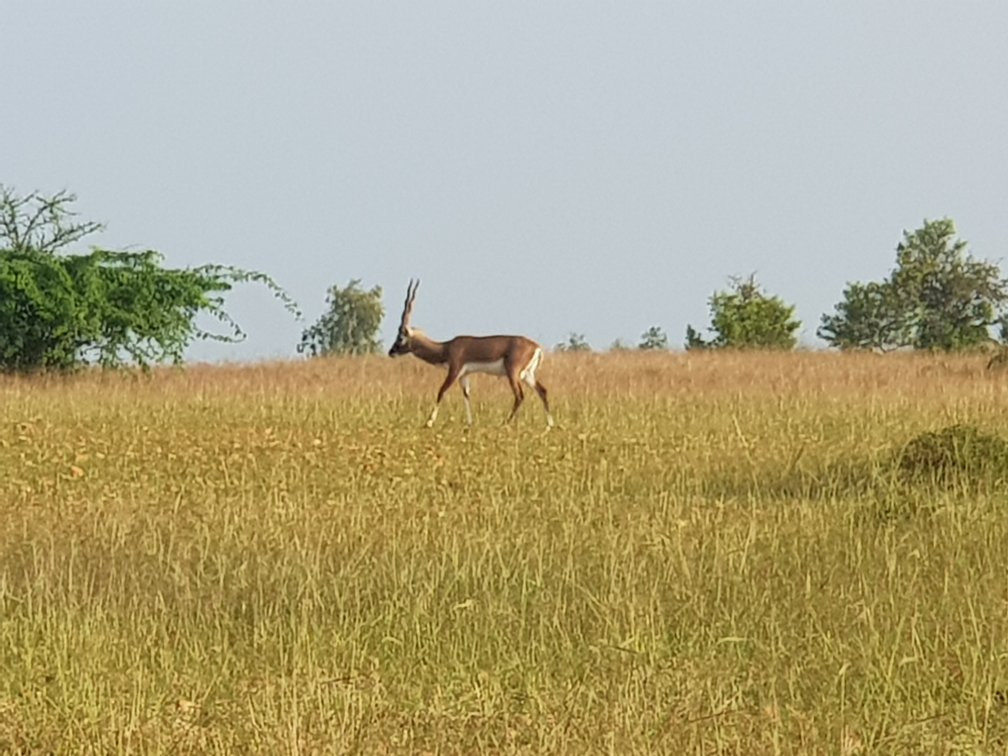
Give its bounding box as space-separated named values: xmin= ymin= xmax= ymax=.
xmin=897 ymin=424 xmax=1008 ymax=487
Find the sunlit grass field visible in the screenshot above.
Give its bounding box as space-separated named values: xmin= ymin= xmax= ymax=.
xmin=2 ymin=351 xmax=1008 ymax=753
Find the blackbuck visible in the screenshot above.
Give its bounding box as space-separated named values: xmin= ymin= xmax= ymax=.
xmin=387 ymin=279 xmax=554 ymax=428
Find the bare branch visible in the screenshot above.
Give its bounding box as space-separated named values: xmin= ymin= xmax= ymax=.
xmin=0 ymin=186 xmax=104 ymax=254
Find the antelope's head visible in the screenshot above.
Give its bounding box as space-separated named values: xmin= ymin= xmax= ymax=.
xmin=388 ymin=278 xmax=420 ymax=357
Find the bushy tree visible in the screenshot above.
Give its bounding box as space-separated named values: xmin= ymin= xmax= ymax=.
xmin=684 ymin=324 xmax=709 ymax=351
xmin=686 ymin=274 xmax=800 ymax=350
xmin=608 ymin=338 xmax=631 ymax=352
xmin=638 ymin=325 xmax=668 ymax=350
xmin=555 ymin=332 xmax=591 ymax=352
xmin=297 ymin=279 xmax=384 ymax=357
xmin=819 ymin=219 xmax=1008 ymax=351
xmin=816 ymin=281 xmax=905 ymax=352
xmin=0 ymin=187 xmax=297 ymax=372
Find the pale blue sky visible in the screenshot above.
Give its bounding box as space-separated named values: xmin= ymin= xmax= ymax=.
xmin=4 ymin=2 xmax=1007 ymax=359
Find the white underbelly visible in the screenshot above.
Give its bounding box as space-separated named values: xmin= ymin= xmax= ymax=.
xmin=459 ymin=359 xmax=506 ymax=377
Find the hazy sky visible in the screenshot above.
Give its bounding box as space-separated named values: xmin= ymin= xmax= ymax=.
xmin=5 ymin=2 xmax=1007 ymax=360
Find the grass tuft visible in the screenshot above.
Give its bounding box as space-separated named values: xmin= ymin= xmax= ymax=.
xmin=897 ymin=423 xmax=1008 ymax=488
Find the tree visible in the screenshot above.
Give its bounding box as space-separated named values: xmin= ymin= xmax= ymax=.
xmin=686 ymin=274 xmax=800 ymax=350
xmin=815 ymin=281 xmax=905 ymax=352
xmin=0 ymin=186 xmax=103 ymax=254
xmin=609 ymin=338 xmax=632 ymax=352
xmin=0 ymin=187 xmax=297 ymax=373
xmin=555 ymin=332 xmax=591 ymax=352
xmin=297 ymin=279 xmax=384 ymax=357
xmin=638 ymin=325 xmax=668 ymax=350
xmin=684 ymin=325 xmax=709 ymax=351
xmin=819 ymin=219 xmax=1008 ymax=351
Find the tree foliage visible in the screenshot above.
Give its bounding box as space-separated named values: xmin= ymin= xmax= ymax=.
xmin=555 ymin=332 xmax=591 ymax=352
xmin=684 ymin=324 xmax=708 ymax=351
xmin=0 ymin=187 xmax=298 ymax=372
xmin=819 ymin=219 xmax=1008 ymax=351
xmin=638 ymin=325 xmax=669 ymax=350
xmin=686 ymin=275 xmax=800 ymax=350
xmin=608 ymin=338 xmax=631 ymax=352
xmin=297 ymin=279 xmax=384 ymax=357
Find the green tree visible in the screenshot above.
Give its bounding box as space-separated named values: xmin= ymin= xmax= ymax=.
xmin=638 ymin=325 xmax=668 ymax=350
xmin=684 ymin=324 xmax=708 ymax=350
xmin=0 ymin=187 xmax=297 ymax=373
xmin=608 ymin=338 xmax=631 ymax=352
xmin=555 ymin=332 xmax=591 ymax=352
xmin=297 ymin=279 xmax=384 ymax=357
xmin=816 ymin=281 xmax=905 ymax=352
xmin=686 ymin=274 xmax=800 ymax=350
xmin=819 ymin=219 xmax=1008 ymax=351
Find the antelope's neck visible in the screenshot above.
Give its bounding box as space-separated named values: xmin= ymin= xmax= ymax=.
xmin=410 ymin=332 xmax=448 ymax=366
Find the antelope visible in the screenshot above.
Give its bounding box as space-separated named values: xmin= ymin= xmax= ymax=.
xmin=387 ymin=279 xmax=555 ymax=429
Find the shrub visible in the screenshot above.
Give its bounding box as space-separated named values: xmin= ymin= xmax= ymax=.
xmin=897 ymin=424 xmax=1008 ymax=485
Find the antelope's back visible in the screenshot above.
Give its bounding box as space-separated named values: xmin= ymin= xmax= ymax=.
xmin=448 ymin=334 xmax=540 ymax=364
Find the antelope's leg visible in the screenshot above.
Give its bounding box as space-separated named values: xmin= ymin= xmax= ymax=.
xmin=427 ymin=367 xmax=460 ymax=428
xmin=505 ymin=370 xmax=525 ymax=424
xmin=521 ymin=352 xmax=554 ymax=428
xmin=530 ymin=379 xmax=554 ymax=428
xmin=460 ymin=375 xmax=473 ymax=426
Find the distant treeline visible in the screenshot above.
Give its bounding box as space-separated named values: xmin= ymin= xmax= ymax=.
xmin=2 ymin=185 xmax=1006 ymax=373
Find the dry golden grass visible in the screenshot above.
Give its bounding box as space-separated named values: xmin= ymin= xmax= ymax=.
xmin=2 ymin=350 xmax=1008 ymax=753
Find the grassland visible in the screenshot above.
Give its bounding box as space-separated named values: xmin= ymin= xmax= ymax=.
xmin=2 ymin=351 xmax=1008 ymax=753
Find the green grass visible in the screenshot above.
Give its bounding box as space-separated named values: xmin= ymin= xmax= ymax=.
xmin=1 ymin=352 xmax=1007 ymax=752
